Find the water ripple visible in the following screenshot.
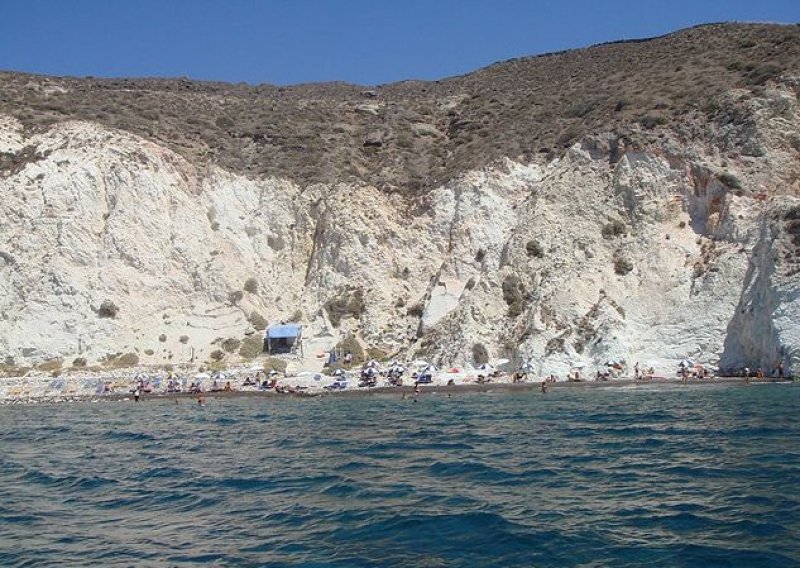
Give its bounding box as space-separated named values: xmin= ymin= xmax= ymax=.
xmin=0 ymin=384 xmax=798 ymax=566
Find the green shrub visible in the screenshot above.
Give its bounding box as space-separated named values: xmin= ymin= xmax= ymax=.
xmin=243 ymin=277 xmax=258 ymax=294
xmin=179 ymin=335 xmax=190 ymax=344
xmin=221 ymin=338 xmax=241 ymax=353
xmin=716 ymin=172 xmax=741 ymax=190
xmin=97 ymin=299 xmax=119 ymax=318
xmin=325 ymin=287 xmax=365 ymax=327
xmin=407 ymin=302 xmax=424 ymax=317
xmin=104 ymin=352 xmax=139 ymax=369
xmin=602 ymin=220 xmax=627 ymax=239
xmin=614 ymin=256 xmax=634 ymax=275
xmin=71 ymin=357 xmax=87 ymax=368
xmin=335 ymin=335 xmax=365 ymax=364
xmin=502 ymin=274 xmax=524 ymax=317
xmin=366 ymin=347 xmax=389 ymax=362
xmin=638 ymin=114 xmax=667 ymax=129
xmin=525 ymin=239 xmax=544 ymax=258
xmin=249 ymin=311 xmax=268 ymax=330
xmin=158 ymin=334 xmax=167 ymax=342
xmin=38 ymin=359 xmax=63 ymax=373
xmin=239 ymin=335 xmax=264 ymax=359
xmin=472 ymin=343 xmax=489 ymax=365
xmin=210 ymin=349 xmax=225 ymax=361
xmin=263 ymin=357 xmax=288 ymax=373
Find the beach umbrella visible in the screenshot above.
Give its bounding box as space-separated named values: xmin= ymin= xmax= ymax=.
xmin=195 ymin=372 xmax=211 ymax=380
xmin=492 ymin=358 xmax=511 ymax=366
xmin=412 ymin=359 xmax=429 ymax=368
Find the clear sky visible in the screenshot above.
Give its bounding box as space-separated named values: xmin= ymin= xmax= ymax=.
xmin=1 ymin=0 xmax=798 ymax=86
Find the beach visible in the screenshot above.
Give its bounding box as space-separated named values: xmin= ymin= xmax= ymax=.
xmin=0 ymin=365 xmax=790 ymax=405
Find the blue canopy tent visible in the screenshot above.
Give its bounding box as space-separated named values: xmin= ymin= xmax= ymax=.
xmin=265 ymin=324 xmax=303 ymax=355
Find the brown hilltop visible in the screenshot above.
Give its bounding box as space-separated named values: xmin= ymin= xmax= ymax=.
xmin=1 ymin=22 xmax=799 ymax=191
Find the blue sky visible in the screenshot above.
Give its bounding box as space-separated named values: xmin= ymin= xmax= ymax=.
xmin=1 ymin=0 xmax=797 ymax=85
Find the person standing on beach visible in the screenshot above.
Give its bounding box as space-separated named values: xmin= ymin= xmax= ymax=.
xmin=134 ymin=386 xmax=141 ymax=402
xmin=540 ymin=380 xmax=548 ymax=393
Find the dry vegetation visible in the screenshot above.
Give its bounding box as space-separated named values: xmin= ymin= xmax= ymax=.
xmin=1 ymin=23 xmax=799 ymax=194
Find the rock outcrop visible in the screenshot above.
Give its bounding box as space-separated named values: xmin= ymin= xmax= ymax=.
xmin=1 ymin=25 xmax=800 ymax=377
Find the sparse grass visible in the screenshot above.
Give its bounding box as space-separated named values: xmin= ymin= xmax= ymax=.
xmin=1 ymin=24 xmax=796 ymax=193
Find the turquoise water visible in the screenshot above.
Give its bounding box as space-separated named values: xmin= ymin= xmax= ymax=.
xmin=1 ymin=383 xmax=799 ymax=567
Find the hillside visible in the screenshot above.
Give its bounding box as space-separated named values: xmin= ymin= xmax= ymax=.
xmin=1 ymin=22 xmax=799 ymax=379
xmin=2 ymin=22 xmax=799 ymax=191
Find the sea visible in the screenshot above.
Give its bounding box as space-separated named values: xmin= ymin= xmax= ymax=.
xmin=1 ymin=383 xmax=798 ymax=567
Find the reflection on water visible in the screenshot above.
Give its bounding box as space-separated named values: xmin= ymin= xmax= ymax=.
xmin=1 ymin=384 xmax=799 ymax=567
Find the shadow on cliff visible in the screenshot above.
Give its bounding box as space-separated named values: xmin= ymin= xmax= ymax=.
xmin=718 ymin=214 xmax=783 ymax=372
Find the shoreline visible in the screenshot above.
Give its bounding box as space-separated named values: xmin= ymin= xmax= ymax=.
xmin=1 ymin=376 xmax=794 ymax=405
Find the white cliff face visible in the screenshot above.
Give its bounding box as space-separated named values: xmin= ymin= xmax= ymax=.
xmin=1 ymin=82 xmax=799 ymax=377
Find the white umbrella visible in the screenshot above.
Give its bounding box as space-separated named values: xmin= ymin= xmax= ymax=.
xmin=195 ymin=372 xmax=211 ymax=380
xmin=492 ymin=358 xmax=510 ymax=366
xmin=412 ymin=359 xmax=429 ymax=368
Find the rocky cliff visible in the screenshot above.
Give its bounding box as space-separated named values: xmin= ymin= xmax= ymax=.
xmin=1 ymin=23 xmax=799 ymax=377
